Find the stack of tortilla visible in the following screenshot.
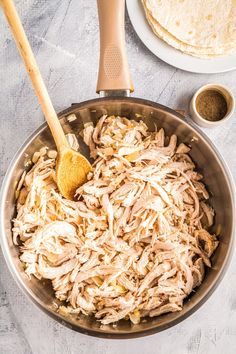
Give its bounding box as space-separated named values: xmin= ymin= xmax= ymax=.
xmin=142 ymin=0 xmax=236 ymax=58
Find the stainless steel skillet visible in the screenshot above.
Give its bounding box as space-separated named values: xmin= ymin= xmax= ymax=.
xmin=0 ymin=0 xmax=235 ymax=338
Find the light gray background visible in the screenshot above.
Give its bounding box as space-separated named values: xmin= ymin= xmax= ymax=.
xmin=0 ymin=1 xmax=236 ymax=353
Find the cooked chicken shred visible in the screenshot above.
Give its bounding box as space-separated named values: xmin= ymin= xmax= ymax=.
xmin=13 ymin=115 xmax=219 ymax=325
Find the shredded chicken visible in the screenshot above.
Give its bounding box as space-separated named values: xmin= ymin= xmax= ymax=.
xmin=13 ymin=115 xmax=219 ymax=325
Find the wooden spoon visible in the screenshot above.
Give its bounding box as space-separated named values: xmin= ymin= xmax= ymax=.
xmin=0 ymin=0 xmax=92 ymax=200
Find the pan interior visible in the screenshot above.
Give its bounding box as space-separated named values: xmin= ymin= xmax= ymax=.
xmin=1 ymin=97 xmax=234 ymax=338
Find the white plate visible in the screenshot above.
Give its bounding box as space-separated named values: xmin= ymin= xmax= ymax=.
xmin=126 ymin=0 xmax=236 ymax=74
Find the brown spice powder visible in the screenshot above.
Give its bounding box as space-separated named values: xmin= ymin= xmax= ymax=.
xmin=196 ymin=90 xmax=228 ymax=121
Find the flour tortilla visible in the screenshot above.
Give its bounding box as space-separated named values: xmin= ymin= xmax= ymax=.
xmin=142 ymin=0 xmax=236 ymax=57
xmin=143 ymin=6 xmax=235 ymax=58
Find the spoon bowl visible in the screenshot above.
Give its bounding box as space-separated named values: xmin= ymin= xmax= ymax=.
xmin=56 ymin=147 xmax=92 ymax=200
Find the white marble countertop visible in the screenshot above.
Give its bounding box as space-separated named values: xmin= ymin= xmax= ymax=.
xmin=1 ymin=1 xmax=236 ymax=353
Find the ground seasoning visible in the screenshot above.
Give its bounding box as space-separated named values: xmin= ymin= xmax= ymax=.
xmin=196 ymin=90 xmax=228 ymax=121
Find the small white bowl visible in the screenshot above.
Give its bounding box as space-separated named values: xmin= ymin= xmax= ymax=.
xmin=189 ymin=84 xmax=235 ymax=128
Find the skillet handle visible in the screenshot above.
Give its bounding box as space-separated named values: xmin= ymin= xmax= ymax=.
xmin=96 ymin=0 xmax=134 ymax=94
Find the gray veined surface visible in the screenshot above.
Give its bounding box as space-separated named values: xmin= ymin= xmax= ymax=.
xmin=1 ymin=1 xmax=236 ymax=353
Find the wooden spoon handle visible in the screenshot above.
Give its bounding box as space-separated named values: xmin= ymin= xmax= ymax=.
xmin=0 ymin=0 xmax=68 ymax=150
